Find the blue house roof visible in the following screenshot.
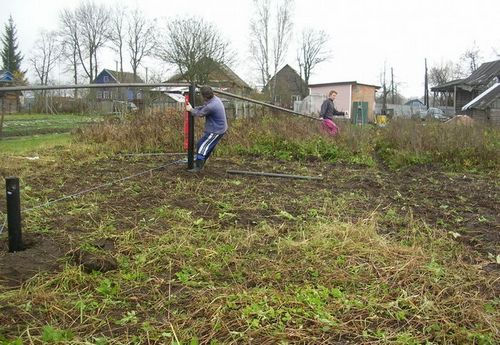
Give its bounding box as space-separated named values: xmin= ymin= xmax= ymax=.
xmin=0 ymin=70 xmax=14 ymax=83
xmin=93 ymin=69 xmax=144 ymax=84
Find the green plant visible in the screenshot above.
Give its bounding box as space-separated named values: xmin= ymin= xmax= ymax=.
xmin=96 ymin=278 xmax=119 ymax=298
xmin=116 ymin=311 xmax=138 ymax=326
xmin=41 ymin=326 xmax=74 ymax=343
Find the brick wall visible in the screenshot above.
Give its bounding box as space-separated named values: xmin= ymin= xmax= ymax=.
xmin=352 ymin=85 xmax=377 ymax=122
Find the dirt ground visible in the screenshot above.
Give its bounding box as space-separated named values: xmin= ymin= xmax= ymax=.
xmin=1 ymin=156 xmax=498 ymax=289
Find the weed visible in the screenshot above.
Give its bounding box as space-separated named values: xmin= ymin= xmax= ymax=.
xmin=96 ymin=278 xmax=119 ymax=298
xmin=41 ymin=325 xmax=74 ymax=343
xmin=116 ymin=310 xmax=139 ymax=326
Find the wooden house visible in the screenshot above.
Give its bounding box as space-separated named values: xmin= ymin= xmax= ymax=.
xmin=461 ymin=82 xmax=500 ymax=125
xmin=92 ymin=69 xmax=145 ymax=102
xmin=0 ymin=70 xmax=19 ymax=113
xmin=431 ymin=59 xmax=500 ymax=124
xmin=264 ymin=64 xmax=308 ymax=109
xmin=167 ymin=61 xmax=252 ymax=96
xmin=308 ymin=81 xmax=380 ymax=124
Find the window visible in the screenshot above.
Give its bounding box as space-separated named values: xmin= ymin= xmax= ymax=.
xmin=103 ymin=76 xmax=109 ymax=83
xmin=97 ymin=91 xmax=103 ymax=99
xmin=103 ymin=91 xmax=110 ymax=99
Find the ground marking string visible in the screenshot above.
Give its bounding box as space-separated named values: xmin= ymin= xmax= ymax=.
xmin=20 ymin=159 xmax=184 ymax=214
xmin=0 ymin=212 xmax=6 ymax=235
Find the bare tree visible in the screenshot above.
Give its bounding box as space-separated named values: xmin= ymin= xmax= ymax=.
xmin=379 ymin=62 xmax=391 ymax=115
xmin=429 ymin=62 xmax=453 ymax=87
xmin=250 ymin=0 xmax=271 ymax=88
xmin=157 ymin=17 xmax=232 ymax=84
xmin=77 ymin=1 xmax=110 ymax=80
xmin=296 ymin=28 xmax=330 ymax=86
xmin=127 ymin=8 xmax=156 ymax=81
xmin=146 ymin=66 xmax=168 ymax=83
xmin=30 ymin=31 xmax=60 ymax=85
xmin=59 ymin=1 xmax=110 ymax=82
xmin=249 ymin=0 xmax=294 ymax=101
xmin=59 ymin=9 xmax=82 ymax=96
xmin=460 ymin=43 xmax=482 ymax=75
xmin=429 ymin=61 xmax=463 ymax=106
xmin=108 ymin=5 xmax=127 ymax=75
xmin=271 ymin=0 xmax=293 ymax=102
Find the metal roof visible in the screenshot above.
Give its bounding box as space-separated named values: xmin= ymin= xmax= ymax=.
xmin=462 ymin=59 xmax=500 ymax=87
xmin=309 ymin=81 xmax=381 ymax=89
xmin=432 ymin=59 xmax=500 ymax=92
xmin=430 ymin=79 xmax=464 ymax=92
xmin=462 ymin=82 xmax=500 ymax=110
xmin=166 ymin=93 xmax=186 ymax=102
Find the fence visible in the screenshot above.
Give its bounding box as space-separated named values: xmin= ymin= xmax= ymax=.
xmin=374 ymin=104 xmax=455 ymax=118
xmin=293 ymin=94 xmax=327 ymax=116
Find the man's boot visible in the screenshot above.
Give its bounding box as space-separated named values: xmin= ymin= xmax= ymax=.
xmin=188 ymin=159 xmax=205 ymax=172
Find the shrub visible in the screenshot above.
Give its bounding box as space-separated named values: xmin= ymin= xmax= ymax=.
xmin=376 ymin=119 xmax=500 ymax=171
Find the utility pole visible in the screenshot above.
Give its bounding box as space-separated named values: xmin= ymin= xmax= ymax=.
xmin=424 ymin=58 xmax=429 ymax=109
xmin=391 ymin=67 xmax=395 ymax=104
xmin=381 ymin=62 xmax=387 ymax=115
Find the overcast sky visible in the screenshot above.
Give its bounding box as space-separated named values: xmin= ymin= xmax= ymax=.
xmin=1 ymin=0 xmax=499 ymax=98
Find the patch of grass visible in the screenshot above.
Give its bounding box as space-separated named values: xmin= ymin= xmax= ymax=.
xmin=1 ymin=113 xmax=108 ymax=137
xmin=1 ymin=188 xmax=497 ymax=344
xmin=0 ymin=133 xmax=71 ymax=154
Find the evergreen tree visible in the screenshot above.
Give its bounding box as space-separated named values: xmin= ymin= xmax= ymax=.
xmin=1 ymin=15 xmax=24 ymax=76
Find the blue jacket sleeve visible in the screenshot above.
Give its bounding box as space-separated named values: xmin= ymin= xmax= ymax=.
xmin=191 ymin=103 xmax=212 ymax=117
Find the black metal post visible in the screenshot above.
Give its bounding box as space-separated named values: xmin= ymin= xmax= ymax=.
xmin=6 ymin=177 xmax=23 ymax=252
xmin=188 ymin=84 xmax=196 ymax=170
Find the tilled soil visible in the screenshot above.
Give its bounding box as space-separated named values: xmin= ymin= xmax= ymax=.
xmin=1 ymin=156 xmax=498 ymax=289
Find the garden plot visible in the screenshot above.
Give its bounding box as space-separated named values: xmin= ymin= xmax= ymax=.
xmin=0 ymin=151 xmax=498 ymax=344
xmin=1 ymin=114 xmax=107 ymax=137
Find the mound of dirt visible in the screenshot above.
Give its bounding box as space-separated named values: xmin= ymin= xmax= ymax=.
xmin=69 ymin=238 xmax=118 ymax=273
xmin=445 ymin=115 xmax=474 ymax=125
xmin=0 ymin=233 xmax=64 ymax=288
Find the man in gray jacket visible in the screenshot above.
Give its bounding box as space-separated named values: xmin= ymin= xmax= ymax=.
xmin=320 ymin=90 xmax=348 ymax=120
xmin=185 ymin=86 xmax=228 ymax=172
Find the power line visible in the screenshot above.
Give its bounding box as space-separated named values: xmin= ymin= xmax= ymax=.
xmin=199 ymin=85 xmax=322 ymax=122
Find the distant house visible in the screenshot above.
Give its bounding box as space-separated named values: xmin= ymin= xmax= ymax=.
xmin=0 ymin=70 xmax=19 ymax=113
xmin=264 ymin=64 xmax=308 ymax=109
xmin=92 ymin=69 xmax=145 ymax=102
xmin=402 ymin=98 xmax=426 ymax=116
xmin=167 ymin=61 xmax=252 ymax=96
xmin=431 ymin=59 xmax=500 ymax=124
xmin=308 ymin=81 xmax=380 ymax=124
xmin=404 ymin=99 xmax=425 ymax=107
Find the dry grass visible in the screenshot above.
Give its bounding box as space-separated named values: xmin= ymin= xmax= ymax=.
xmin=75 ymin=110 xmax=499 ymax=172
xmin=0 ymin=130 xmax=498 ymax=343
xmin=377 ymin=119 xmax=500 ymax=170
xmin=74 ymin=109 xmax=186 ymax=153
